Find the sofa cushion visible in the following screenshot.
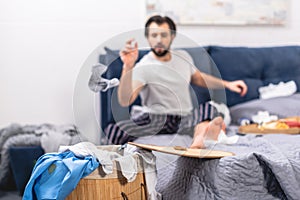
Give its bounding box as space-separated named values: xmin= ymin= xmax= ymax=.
xmin=262 ymin=46 xmax=300 ymax=88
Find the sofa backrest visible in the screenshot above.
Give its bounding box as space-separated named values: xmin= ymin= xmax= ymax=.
xmin=209 ymin=46 xmax=300 ymax=106
xmin=99 ymin=45 xmax=300 ymax=130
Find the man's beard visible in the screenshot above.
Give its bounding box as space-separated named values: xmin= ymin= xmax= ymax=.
xmin=151 ymin=43 xmax=171 ymax=57
xmin=151 ymin=48 xmax=169 ymax=57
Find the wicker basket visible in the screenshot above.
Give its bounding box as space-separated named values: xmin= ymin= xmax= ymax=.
xmin=66 ymin=145 xmax=147 ymax=200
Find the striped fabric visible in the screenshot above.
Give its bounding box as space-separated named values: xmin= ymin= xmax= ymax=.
xmin=104 ymin=101 xmax=218 ymax=145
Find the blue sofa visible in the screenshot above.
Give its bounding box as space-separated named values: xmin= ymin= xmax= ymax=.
xmin=99 ymin=45 xmax=300 ymax=130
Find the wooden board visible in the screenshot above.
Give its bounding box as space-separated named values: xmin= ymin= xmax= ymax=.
xmin=238 ymin=124 xmax=300 ymax=134
xmin=128 ymin=142 xmax=235 ymax=158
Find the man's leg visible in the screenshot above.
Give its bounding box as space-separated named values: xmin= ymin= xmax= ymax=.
xmin=190 ymin=116 xmax=224 ymax=149
xmin=104 ymin=113 xmax=173 ymax=144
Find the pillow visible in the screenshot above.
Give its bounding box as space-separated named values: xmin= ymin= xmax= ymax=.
xmin=229 ymin=93 xmax=300 ymax=125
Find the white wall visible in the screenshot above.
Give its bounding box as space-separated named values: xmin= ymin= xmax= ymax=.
xmin=0 ymin=0 xmax=299 ymax=143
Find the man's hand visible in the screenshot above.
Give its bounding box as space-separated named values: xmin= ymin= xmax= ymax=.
xmin=118 ymin=39 xmax=142 ymax=107
xmin=119 ymin=39 xmax=139 ymax=70
xmin=225 ymin=80 xmax=248 ymax=96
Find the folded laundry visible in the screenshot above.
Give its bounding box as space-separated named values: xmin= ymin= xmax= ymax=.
xmin=259 ymin=80 xmax=297 ymax=99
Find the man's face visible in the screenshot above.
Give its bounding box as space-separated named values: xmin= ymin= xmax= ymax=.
xmin=147 ymin=22 xmax=174 ymax=57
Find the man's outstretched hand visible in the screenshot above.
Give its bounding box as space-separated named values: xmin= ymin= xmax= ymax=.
xmin=119 ymin=38 xmax=139 ymax=70
xmin=225 ymin=80 xmax=248 ymax=96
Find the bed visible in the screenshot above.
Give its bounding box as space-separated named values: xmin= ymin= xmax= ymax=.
xmin=99 ymin=45 xmax=300 ymax=199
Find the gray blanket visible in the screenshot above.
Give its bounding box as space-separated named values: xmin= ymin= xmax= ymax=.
xmin=136 ymin=133 xmax=300 ymax=199
xmin=0 ymin=123 xmax=82 ymax=189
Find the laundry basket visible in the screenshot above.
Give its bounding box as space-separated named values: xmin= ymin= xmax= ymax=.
xmin=66 ymin=145 xmax=147 ymax=200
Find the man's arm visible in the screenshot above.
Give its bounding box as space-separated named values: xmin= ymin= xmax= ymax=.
xmin=118 ymin=39 xmax=144 ymax=106
xmin=191 ymin=70 xmax=247 ymax=96
xmin=118 ymin=68 xmax=144 ymax=106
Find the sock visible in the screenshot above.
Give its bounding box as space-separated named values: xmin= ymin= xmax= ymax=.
xmin=88 ymin=63 xmax=119 ymax=92
xmin=204 ymin=130 xmax=239 ymax=147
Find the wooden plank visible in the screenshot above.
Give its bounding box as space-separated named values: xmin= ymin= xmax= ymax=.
xmin=128 ymin=142 xmax=235 ymax=158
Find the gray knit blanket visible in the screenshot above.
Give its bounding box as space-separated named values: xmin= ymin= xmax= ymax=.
xmin=136 ymin=133 xmax=300 ymax=200
xmin=0 ymin=123 xmax=81 ymax=189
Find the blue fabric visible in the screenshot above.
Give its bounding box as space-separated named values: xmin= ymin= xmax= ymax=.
xmin=22 ymin=151 xmax=99 ymax=200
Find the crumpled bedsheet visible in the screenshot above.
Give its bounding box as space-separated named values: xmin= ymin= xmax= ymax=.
xmin=136 ymin=133 xmax=300 ymax=200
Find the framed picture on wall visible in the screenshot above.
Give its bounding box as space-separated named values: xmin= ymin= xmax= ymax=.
xmin=146 ymin=0 xmax=288 ymax=25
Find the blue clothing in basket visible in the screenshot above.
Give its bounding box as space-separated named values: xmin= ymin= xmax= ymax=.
xmin=23 ymin=151 xmax=99 ymax=200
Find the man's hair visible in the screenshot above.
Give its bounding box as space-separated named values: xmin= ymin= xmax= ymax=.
xmin=144 ymin=15 xmax=176 ymax=37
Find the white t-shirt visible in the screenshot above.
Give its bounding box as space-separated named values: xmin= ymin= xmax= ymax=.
xmin=132 ymin=50 xmax=196 ymax=115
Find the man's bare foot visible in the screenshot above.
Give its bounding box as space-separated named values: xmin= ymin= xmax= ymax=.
xmin=190 ymin=117 xmax=224 ymax=149
xmin=206 ymin=116 xmax=223 ymax=141
xmin=190 ymin=121 xmax=209 ymax=149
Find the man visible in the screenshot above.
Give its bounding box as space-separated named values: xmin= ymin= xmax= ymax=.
xmin=106 ymin=15 xmax=247 ymax=148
